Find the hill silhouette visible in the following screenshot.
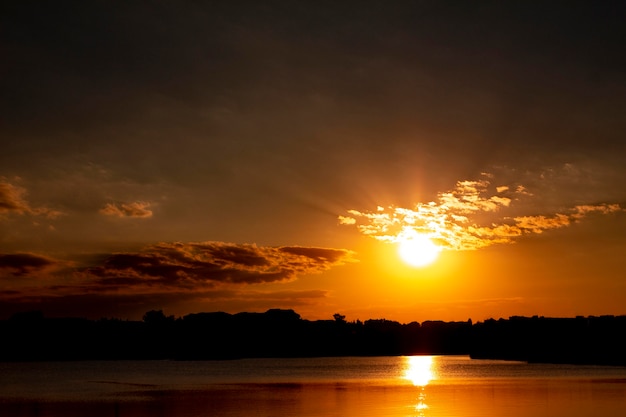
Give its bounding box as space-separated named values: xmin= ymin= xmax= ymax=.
xmin=1 ymin=309 xmax=625 ymax=366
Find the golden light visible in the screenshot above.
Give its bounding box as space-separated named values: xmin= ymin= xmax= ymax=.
xmin=397 ymin=233 xmax=441 ymax=267
xmin=404 ymin=355 xmax=435 ymax=387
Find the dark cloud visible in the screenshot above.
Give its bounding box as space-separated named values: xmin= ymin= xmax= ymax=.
xmin=0 ymin=253 xmax=58 ymax=277
xmin=87 ymin=241 xmax=355 ymax=287
xmin=0 ymin=241 xmax=353 ymax=317
xmin=280 ymin=246 xmax=351 ymax=263
xmin=195 ymin=243 xmax=271 ymax=268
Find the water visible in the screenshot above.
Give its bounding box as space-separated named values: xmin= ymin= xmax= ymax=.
xmin=1 ymin=356 xmax=625 ymax=416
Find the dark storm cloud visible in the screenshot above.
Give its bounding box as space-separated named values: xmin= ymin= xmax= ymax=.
xmin=0 ymin=253 xmax=58 ymax=277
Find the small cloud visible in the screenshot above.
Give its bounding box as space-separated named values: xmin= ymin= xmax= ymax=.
xmin=513 ymin=213 xmax=571 ymax=234
xmin=100 ymin=201 xmax=153 ymax=218
xmin=0 ymin=179 xmax=64 ymax=219
xmin=0 ymin=181 xmax=29 ymax=214
xmin=572 ymin=203 xmax=622 ymax=219
xmin=31 ymin=207 xmax=65 ymax=219
xmin=338 ymin=215 xmax=356 ymax=225
xmin=496 ymin=186 xmax=509 ymax=193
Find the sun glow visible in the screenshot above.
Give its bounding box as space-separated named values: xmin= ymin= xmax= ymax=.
xmin=398 ymin=233 xmax=441 ymax=267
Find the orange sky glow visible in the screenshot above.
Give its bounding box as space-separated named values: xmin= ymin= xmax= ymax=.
xmin=1 ymin=2 xmax=625 ymax=323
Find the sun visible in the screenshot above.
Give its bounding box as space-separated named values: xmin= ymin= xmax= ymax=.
xmin=398 ymin=233 xmax=441 ymax=267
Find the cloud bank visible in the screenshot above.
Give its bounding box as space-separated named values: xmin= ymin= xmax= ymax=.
xmin=86 ymin=241 xmax=355 ymax=288
xmin=340 ymin=174 xmax=623 ymax=251
xmin=0 ymin=241 xmax=355 ymax=316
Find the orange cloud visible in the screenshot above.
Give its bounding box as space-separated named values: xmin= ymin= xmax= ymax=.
xmin=338 ymin=215 xmax=356 ymax=225
xmin=572 ymin=204 xmax=622 ymax=219
xmin=100 ymin=201 xmax=153 ymax=218
xmin=0 ymin=181 xmax=29 ymax=214
xmin=0 ymin=180 xmax=63 ymax=219
xmin=341 ymin=175 xmax=623 ymax=251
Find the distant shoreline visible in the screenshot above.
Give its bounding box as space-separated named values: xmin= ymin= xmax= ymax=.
xmin=2 ymin=309 xmax=625 ymax=366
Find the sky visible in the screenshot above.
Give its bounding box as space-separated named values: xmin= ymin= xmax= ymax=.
xmin=1 ymin=1 xmax=625 ymax=323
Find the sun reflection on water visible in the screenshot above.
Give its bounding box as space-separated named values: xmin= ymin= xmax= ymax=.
xmin=404 ymin=356 xmax=436 ymax=416
xmin=404 ymin=355 xmax=435 ymax=387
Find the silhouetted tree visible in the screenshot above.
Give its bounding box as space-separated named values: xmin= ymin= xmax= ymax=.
xmin=333 ymin=313 xmax=346 ymax=323
xmin=142 ymin=309 xmax=174 ymax=324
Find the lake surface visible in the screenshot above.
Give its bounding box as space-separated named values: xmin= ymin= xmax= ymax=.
xmin=1 ymin=356 xmax=625 ymax=416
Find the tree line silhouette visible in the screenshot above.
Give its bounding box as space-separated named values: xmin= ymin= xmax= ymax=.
xmin=1 ymin=309 xmax=625 ymax=365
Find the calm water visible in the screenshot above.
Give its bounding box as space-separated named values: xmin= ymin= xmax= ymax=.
xmin=1 ymin=356 xmax=625 ymax=416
